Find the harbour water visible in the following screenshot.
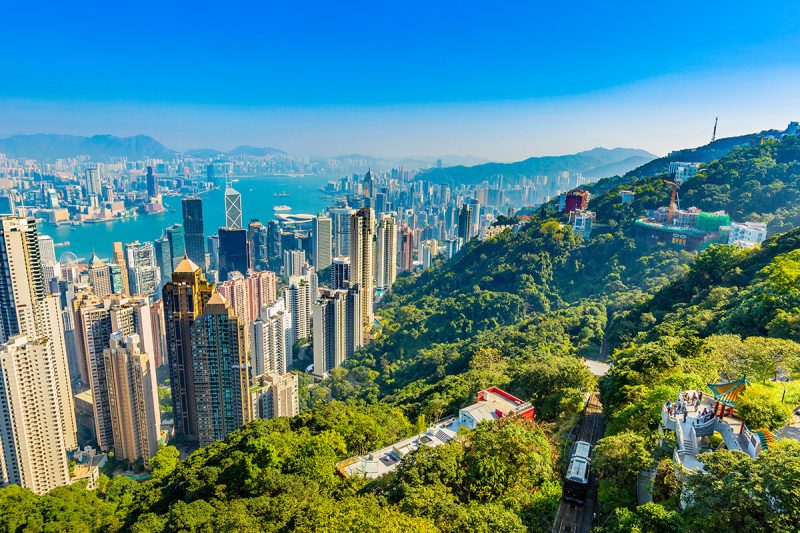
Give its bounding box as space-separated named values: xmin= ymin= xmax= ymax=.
xmin=43 ymin=174 xmax=336 ymax=261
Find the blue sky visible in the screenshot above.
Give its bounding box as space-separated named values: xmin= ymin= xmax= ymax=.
xmin=1 ymin=1 xmax=799 ymax=159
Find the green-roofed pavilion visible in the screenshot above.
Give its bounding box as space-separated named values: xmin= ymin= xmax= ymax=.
xmin=707 ymin=376 xmax=750 ymax=418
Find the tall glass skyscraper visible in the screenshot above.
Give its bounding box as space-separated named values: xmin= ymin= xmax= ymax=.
xmin=166 ymin=224 xmax=186 ymax=268
xmin=224 ymin=186 xmax=243 ymax=230
xmin=182 ymin=197 xmax=205 ymax=268
xmin=218 ymin=228 xmax=249 ymax=281
xmin=191 ymin=292 xmax=251 ymax=446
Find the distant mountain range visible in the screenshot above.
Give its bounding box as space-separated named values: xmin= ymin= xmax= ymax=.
xmin=0 ymin=134 xmax=486 ymax=168
xmin=417 ymin=147 xmax=659 ymax=184
xmin=0 ymin=134 xmax=289 ymax=162
xmin=0 ymin=134 xmax=176 ymax=161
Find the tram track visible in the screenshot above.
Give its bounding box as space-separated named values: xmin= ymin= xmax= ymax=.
xmin=552 ymin=392 xmax=605 ymax=533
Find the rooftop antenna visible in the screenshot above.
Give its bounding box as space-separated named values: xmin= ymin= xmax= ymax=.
xmin=711 ymin=117 xmax=718 ymax=143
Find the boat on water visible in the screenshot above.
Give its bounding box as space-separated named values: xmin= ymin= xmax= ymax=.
xmin=273 ymin=191 xmax=289 ymax=197
xmin=273 ymin=205 xmax=292 ymax=211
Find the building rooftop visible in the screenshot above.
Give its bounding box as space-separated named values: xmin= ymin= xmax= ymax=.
xmin=173 ymin=255 xmax=200 ymax=274
xmin=337 ymin=387 xmax=533 ymax=480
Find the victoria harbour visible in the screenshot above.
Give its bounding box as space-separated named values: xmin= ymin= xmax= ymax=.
xmin=43 ymin=174 xmax=333 ymax=260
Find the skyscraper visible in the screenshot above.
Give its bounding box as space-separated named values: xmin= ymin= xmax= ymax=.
xmin=283 ymin=249 xmax=306 ymax=277
xmin=0 ymin=216 xmax=46 ymax=341
xmin=248 ymin=220 xmax=269 ymax=271
xmin=312 ymin=214 xmax=332 ymax=271
xmin=266 ymin=220 xmax=282 ymax=272
xmin=163 ymin=257 xmax=214 ymax=442
xmin=0 ymin=336 xmax=72 ymax=494
xmin=217 ymin=272 xmax=251 ymax=353
xmin=362 ymin=168 xmax=375 ymax=201
xmin=250 ymin=300 xmax=290 ymax=376
xmin=349 ymin=207 xmax=375 ymax=330
xmin=38 ymin=234 xmax=57 ymax=265
xmin=166 ymin=224 xmax=186 ymax=269
xmin=85 ymin=167 xmax=102 ymax=206
xmin=376 ymin=214 xmax=398 ymax=291
xmin=283 ymin=276 xmax=311 ymax=344
xmin=330 ymin=206 xmax=354 ymax=257
xmin=75 ymin=293 xmax=158 ymax=452
xmin=182 ymin=197 xmax=206 ymax=269
xmin=145 ymin=166 xmax=159 ymax=198
xmin=0 ymin=216 xmax=77 ymax=493
xmin=109 ymin=263 xmax=125 ymax=295
xmin=312 ymin=285 xmax=361 ymax=378
xmin=191 ymin=293 xmax=251 ymax=446
xmin=206 ymin=234 xmax=219 ymax=272
xmin=331 ymin=256 xmax=351 ymax=289
xmin=250 ymin=372 xmax=299 ymax=420
xmin=103 ymin=332 xmax=160 ymax=464
xmin=218 ymin=228 xmax=249 ymax=281
xmin=224 ymin=185 xmax=243 ymax=229
xmin=399 ymin=226 xmax=414 ymax=272
xmin=113 ymin=241 xmax=130 ymax=296
xmin=458 ymin=203 xmax=473 ymax=241
xmin=124 ymin=241 xmax=161 ymax=299
xmin=155 ymin=235 xmax=172 ymax=281
xmin=87 ymin=254 xmax=113 ymax=298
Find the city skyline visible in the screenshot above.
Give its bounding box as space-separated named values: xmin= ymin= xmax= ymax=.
xmin=1 ymin=2 xmax=799 ymax=160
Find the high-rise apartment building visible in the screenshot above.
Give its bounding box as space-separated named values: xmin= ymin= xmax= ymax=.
xmin=191 ymin=293 xmax=251 ymax=446
xmin=250 ymin=300 xmax=291 ymax=376
xmin=87 ymin=254 xmax=113 ymax=298
xmin=217 ymin=272 xmax=251 ymax=353
xmin=399 ymin=226 xmax=414 ymax=272
xmin=312 ymin=214 xmax=332 ymax=270
xmin=182 ymin=197 xmax=206 ymax=268
xmin=247 ymin=270 xmax=278 ymax=316
xmin=283 ymin=249 xmax=306 ymax=278
xmin=0 ymin=336 xmax=72 ymax=494
xmin=38 ymin=234 xmax=57 ymax=265
xmin=103 ymin=332 xmax=160 ymax=463
xmin=349 ymin=207 xmax=375 ymax=330
xmin=312 ymin=285 xmax=362 ymax=378
xmin=331 ymin=256 xmax=351 ymax=289
xmin=251 ymin=372 xmax=299 ymax=420
xmin=163 ymin=257 xmax=214 ymax=442
xmin=283 ymin=276 xmax=311 ymax=344
xmin=0 ymin=216 xmax=77 ymax=493
xmin=376 ymin=214 xmax=398 ymax=291
xmin=112 ymin=241 xmax=130 ymax=296
xmin=330 ymin=206 xmax=354 ymax=257
xmin=248 ymin=220 xmax=269 ymax=271
xmin=124 ymin=241 xmax=161 ymax=299
xmin=75 ymin=293 xmax=158 ymax=452
xmin=458 ymin=204 xmax=473 ymax=242
xmin=265 ymin=220 xmax=281 ymax=271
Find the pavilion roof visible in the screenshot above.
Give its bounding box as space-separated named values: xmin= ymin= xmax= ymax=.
xmin=752 ymin=429 xmax=777 ymax=450
xmin=707 ymin=377 xmax=750 ymax=407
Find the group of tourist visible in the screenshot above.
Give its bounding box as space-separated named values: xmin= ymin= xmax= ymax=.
xmin=665 ymin=391 xmax=705 ymax=423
